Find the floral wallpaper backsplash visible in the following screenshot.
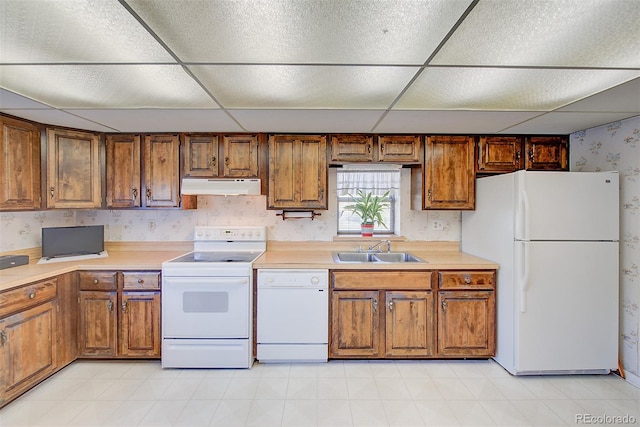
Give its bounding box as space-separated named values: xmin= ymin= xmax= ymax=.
xmin=0 ymin=169 xmax=461 ymax=252
xmin=571 ymin=115 xmax=640 ymax=380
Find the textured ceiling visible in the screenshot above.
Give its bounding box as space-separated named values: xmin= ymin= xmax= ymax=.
xmin=0 ymin=0 xmax=638 ymax=134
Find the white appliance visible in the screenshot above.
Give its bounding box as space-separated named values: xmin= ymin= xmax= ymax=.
xmin=161 ymin=226 xmax=266 ymax=368
xmin=257 ymin=269 xmax=329 ymax=363
xmin=181 ymin=178 xmax=261 ymax=196
xmin=462 ymin=171 xmax=619 ymax=375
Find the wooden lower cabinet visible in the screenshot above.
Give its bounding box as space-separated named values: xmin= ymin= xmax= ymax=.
xmin=78 ymin=271 xmax=161 ymax=359
xmin=385 ymin=291 xmax=433 ymax=357
xmin=0 ymin=283 xmax=58 ymax=407
xmin=331 ymin=290 xmax=381 ymax=357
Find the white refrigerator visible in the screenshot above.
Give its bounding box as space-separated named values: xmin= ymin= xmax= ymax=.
xmin=462 ymin=170 xmax=619 ymax=375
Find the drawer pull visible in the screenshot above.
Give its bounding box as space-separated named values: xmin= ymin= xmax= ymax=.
xmin=29 ymin=293 xmax=35 ymax=299
xmin=93 ymin=279 xmax=99 ymax=284
xmin=138 ymin=279 xmax=144 ymax=284
xmin=464 ymin=275 xmax=471 ymax=284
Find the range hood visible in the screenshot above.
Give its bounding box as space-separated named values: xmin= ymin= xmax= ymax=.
xmin=181 ymin=178 xmax=261 ymax=196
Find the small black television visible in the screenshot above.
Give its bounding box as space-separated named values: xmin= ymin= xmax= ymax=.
xmin=42 ymin=225 xmax=104 ymax=259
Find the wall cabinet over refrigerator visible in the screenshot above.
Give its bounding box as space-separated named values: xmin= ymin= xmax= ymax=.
xmin=476 ymin=135 xmax=568 ymax=174
xmin=0 ymin=116 xmax=41 ymax=211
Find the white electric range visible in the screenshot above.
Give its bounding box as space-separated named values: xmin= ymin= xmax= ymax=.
xmin=161 ymin=226 xmax=266 ymax=368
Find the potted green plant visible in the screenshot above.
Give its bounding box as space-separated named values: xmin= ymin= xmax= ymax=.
xmin=344 ymin=190 xmax=390 ymax=237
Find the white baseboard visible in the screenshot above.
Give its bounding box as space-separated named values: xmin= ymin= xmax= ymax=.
xmin=623 ymin=370 xmax=640 ymax=389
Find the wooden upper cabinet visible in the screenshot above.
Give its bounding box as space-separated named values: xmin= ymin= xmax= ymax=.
xmin=46 ymin=128 xmax=102 ymax=209
xmin=106 ymin=134 xmax=141 ymax=208
xmin=143 ymin=134 xmax=180 ymax=207
xmin=477 ymin=136 xmax=523 ymax=173
xmin=0 ymin=116 xmax=41 ymax=210
xmin=268 ymin=134 xmax=327 ymax=209
xmin=183 ymin=134 xmax=219 ymax=178
xmin=377 ymin=135 xmax=421 ymax=163
xmin=424 ymin=135 xmax=475 ymax=210
xmin=330 ymin=134 xmax=374 ymax=163
xmin=223 ymin=135 xmax=259 ymax=177
xmin=525 ymin=136 xmax=568 ymax=170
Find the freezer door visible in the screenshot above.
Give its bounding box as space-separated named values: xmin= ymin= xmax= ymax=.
xmin=514 ymin=241 xmax=618 ymax=373
xmin=515 ymin=171 xmax=619 ymax=241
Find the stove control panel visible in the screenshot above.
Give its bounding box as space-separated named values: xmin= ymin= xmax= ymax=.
xmin=194 ymin=226 xmax=266 ymax=242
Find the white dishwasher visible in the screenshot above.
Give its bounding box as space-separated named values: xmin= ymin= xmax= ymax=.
xmin=257 ymin=269 xmax=329 ymax=363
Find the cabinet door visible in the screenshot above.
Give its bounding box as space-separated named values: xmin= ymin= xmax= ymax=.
xmin=120 ymin=292 xmax=161 ymax=358
xmin=525 ymin=136 xmax=568 ymax=170
xmin=330 ymin=290 xmax=380 ymax=358
xmin=477 ymin=136 xmax=523 ymax=173
xmin=143 ymin=134 xmax=180 ymax=207
xmin=223 ymin=135 xmax=259 ymax=177
xmin=330 ymin=134 xmax=374 ymax=163
xmin=78 ymin=291 xmax=117 ymax=357
xmin=0 ymin=116 xmax=41 ymax=210
xmin=437 ymin=291 xmax=495 ymax=357
xmin=424 ymin=135 xmax=475 ymax=210
xmin=46 ymin=128 xmax=102 ymax=208
xmin=385 ymin=291 xmax=433 ymax=357
xmin=268 ymin=134 xmax=327 ymax=209
xmin=106 ymin=134 xmax=141 ymax=208
xmin=183 ymin=134 xmax=219 ymax=177
xmin=378 ymin=135 xmax=421 ymax=163
xmin=0 ymin=301 xmax=57 ymax=404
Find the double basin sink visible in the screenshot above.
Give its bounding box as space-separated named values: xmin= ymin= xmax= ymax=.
xmin=332 ymin=251 xmax=425 ymax=263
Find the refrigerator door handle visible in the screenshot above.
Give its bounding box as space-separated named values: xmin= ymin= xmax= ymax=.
xmin=517 ymin=189 xmax=530 ymax=241
xmin=519 ymin=241 xmax=530 ymax=313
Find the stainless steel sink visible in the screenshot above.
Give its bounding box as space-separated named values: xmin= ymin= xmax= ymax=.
xmin=332 ymin=251 xmax=425 ymax=263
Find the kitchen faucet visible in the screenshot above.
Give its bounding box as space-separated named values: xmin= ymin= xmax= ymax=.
xmin=368 ymin=240 xmax=391 ymax=253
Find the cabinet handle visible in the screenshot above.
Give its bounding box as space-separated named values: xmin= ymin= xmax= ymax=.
xmin=380 ymin=143 xmax=384 ymax=153
xmin=0 ymin=330 xmax=6 ymax=347
xmin=212 ymin=156 xmax=217 ymax=167
xmin=132 ymin=187 xmax=138 ymax=200
xmin=515 ymin=150 xmax=521 ymax=161
xmin=388 ymin=300 xmax=394 ymax=311
xmin=146 ymin=188 xmax=152 ymax=199
xmin=442 ymin=300 xmax=447 ymax=311
xmin=29 ymin=292 xmax=35 ymax=299
xmin=427 ymin=189 xmax=432 ymax=201
xmin=137 ymin=279 xmax=144 ymax=284
xmin=225 ymin=157 xmax=229 ymax=166
xmin=122 ymin=301 xmax=127 ymax=313
xmin=367 ymin=145 xmax=371 ymax=154
xmin=529 ymin=149 xmax=534 ymax=161
xmin=464 ymin=275 xmax=471 ymax=284
xmin=50 ymin=187 xmax=55 ymax=199
xmin=108 ymin=300 xmax=114 ymax=312
xmin=373 ymin=298 xmax=378 ymax=314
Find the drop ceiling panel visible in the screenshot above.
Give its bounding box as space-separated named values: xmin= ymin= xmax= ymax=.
xmin=374 ymin=110 xmax=543 ymax=134
xmin=0 ymin=65 xmax=217 ymax=108
xmin=432 ymin=0 xmax=640 ymax=67
xmin=0 ymin=108 xmax=117 ymax=132
xmin=0 ymin=0 xmax=173 ymax=63
xmin=230 ymin=109 xmax=386 ymax=133
xmin=68 ymin=109 xmax=243 ymax=133
xmin=126 ymin=0 xmax=473 ymax=64
xmin=395 ymin=68 xmax=640 ymax=111
xmin=190 ymin=65 xmax=419 ymax=109
xmin=558 ymin=78 xmax=640 ymax=112
xmin=501 ymin=112 xmax=638 ymax=134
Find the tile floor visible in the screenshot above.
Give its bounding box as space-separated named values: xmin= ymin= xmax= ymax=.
xmin=1 ymin=359 xmax=639 ymax=426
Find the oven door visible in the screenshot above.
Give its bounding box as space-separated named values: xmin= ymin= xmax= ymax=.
xmin=162 ymin=276 xmax=250 ymax=338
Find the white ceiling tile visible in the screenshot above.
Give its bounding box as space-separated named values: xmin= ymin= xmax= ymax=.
xmin=69 ymin=109 xmax=244 ymax=133
xmin=500 ymin=112 xmax=639 ymax=134
xmin=190 ymin=65 xmax=419 ymax=109
xmin=395 ymin=68 xmax=640 ymax=111
xmin=558 ymin=78 xmax=640 ymax=112
xmin=432 ymin=0 xmax=640 ymax=67
xmin=0 ymin=65 xmax=217 ymax=108
xmin=0 ymin=0 xmax=173 ymax=63
xmin=230 ymin=109 xmax=386 ymax=133
xmin=127 ymin=0 xmax=473 ymax=64
xmin=0 ymin=108 xmax=117 ymax=132
xmin=374 ymin=110 xmax=544 ymax=134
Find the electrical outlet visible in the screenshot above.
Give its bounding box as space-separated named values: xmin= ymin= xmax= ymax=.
xmin=432 ymin=220 xmax=444 ymax=231
xmin=148 ymin=220 xmax=156 ymax=231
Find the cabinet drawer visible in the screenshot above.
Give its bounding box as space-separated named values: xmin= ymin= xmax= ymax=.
xmin=0 ymin=278 xmax=57 ymax=317
xmin=78 ymin=271 xmax=117 ymax=291
xmin=332 ymin=271 xmax=433 ymax=290
xmin=438 ymin=271 xmax=495 ymax=290
xmin=122 ymin=272 xmax=160 ymax=290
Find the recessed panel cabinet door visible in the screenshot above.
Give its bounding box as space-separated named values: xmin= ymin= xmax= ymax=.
xmin=385 ymin=291 xmax=433 ymax=357
xmin=46 ymin=128 xmax=102 ymax=208
xmin=477 ymin=136 xmax=523 ymax=173
xmin=120 ymin=292 xmax=161 ymax=357
xmin=330 ymin=290 xmax=380 ymax=358
xmin=143 ymin=134 xmax=180 ymax=207
xmin=106 ymin=134 xmax=141 ymax=208
xmin=78 ymin=291 xmax=117 ymax=357
xmin=0 ymin=301 xmax=57 ymax=405
xmin=0 ymin=116 xmax=41 ymax=210
xmin=525 ymin=136 xmax=568 ymax=171
xmin=183 ymin=134 xmax=219 ymax=177
xmin=223 ymin=135 xmax=259 ymax=177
